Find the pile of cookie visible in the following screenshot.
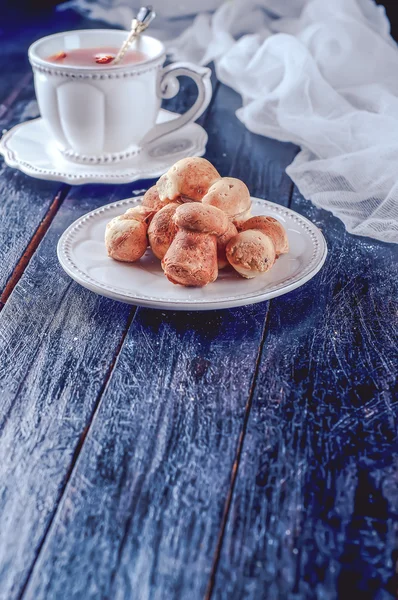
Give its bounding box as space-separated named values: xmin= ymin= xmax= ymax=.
xmin=105 ymin=157 xmax=289 ymax=287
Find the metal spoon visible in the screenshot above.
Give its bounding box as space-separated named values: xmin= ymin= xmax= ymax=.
xmin=112 ymin=6 xmax=156 ymax=66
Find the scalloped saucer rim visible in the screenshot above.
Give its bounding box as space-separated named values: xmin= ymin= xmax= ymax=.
xmin=0 ymin=109 xmax=208 ymax=185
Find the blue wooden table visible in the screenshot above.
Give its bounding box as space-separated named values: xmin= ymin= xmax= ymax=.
xmin=0 ymin=9 xmax=397 ymax=600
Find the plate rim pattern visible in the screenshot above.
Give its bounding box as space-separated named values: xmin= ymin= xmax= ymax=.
xmin=57 ymin=196 xmax=328 ymax=310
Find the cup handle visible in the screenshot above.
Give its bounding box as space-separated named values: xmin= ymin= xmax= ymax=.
xmin=140 ymin=62 xmax=212 ymax=147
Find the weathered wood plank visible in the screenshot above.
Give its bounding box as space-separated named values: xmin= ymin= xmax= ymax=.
xmin=0 ymin=61 xmax=223 ymax=599
xmin=21 ymin=85 xmax=298 ymax=600
xmin=213 ymin=189 xmax=398 ymax=599
xmin=0 ymin=76 xmax=217 ymax=587
xmin=23 ymin=305 xmax=268 ymax=600
xmin=0 ymin=186 xmax=134 ymax=600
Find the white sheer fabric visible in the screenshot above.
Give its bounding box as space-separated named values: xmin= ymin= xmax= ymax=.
xmin=64 ymin=0 xmax=398 ymax=242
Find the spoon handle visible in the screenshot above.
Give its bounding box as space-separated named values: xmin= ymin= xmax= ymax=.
xmin=113 ymin=6 xmax=156 ymax=66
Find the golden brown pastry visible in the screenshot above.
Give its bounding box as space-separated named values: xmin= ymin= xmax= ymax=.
xmin=157 ymin=157 xmax=220 ymax=203
xmin=148 ymin=203 xmax=179 ymax=260
xmin=173 ymin=202 xmax=229 ymax=234
xmin=105 ymin=205 xmax=153 ymax=262
xmin=162 ymin=203 xmax=229 ymax=286
xmin=240 ymin=215 xmax=289 ymax=256
xmin=202 ymin=177 xmax=252 ymax=226
xmin=141 ymin=185 xmax=165 ymax=212
xmin=217 ymin=221 xmax=238 ymax=269
xmin=123 ymin=206 xmax=154 ymax=221
xmin=105 ymin=157 xmax=287 ymax=288
xmin=226 ymin=229 xmax=276 ymax=278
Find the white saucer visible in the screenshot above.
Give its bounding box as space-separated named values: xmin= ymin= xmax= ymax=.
xmin=57 ymin=196 xmax=327 ymax=311
xmin=0 ymin=110 xmax=207 ymax=185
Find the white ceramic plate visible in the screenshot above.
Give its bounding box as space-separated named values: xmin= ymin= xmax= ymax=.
xmin=57 ymin=196 xmax=327 ymax=311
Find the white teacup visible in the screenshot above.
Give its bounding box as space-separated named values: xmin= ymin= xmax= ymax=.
xmin=28 ymin=29 xmax=212 ymax=164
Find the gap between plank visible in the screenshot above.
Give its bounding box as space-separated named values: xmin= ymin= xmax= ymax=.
xmin=0 ymin=184 xmax=70 ymax=310
xmin=204 ymin=302 xmax=271 ymax=600
xmin=17 ymin=305 xmax=137 ymax=600
xmin=204 ymin=105 xmax=265 ymax=600
xmin=205 ymin=176 xmax=297 ymax=600
xmin=287 ymin=154 xmax=299 ymax=209
xmin=287 ymin=179 xmax=295 ymax=209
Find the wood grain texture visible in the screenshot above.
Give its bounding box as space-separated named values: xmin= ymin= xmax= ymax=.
xmin=0 ymin=187 xmax=134 ymax=600
xmin=213 ymin=189 xmax=398 ymax=600
xmin=0 ymin=185 xmax=68 ymax=307
xmin=23 ymin=305 xmax=268 ymax=600
xmin=20 ymin=84 xmax=298 ymax=600
xmin=0 ymin=56 xmax=208 ymax=597
xmin=0 ymin=56 xmax=225 ymax=599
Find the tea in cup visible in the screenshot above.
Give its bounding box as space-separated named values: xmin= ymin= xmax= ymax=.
xmin=28 ymin=29 xmax=212 ymax=164
xmin=46 ymin=46 xmax=149 ymax=66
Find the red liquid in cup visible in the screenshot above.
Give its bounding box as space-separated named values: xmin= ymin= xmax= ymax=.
xmin=46 ymin=47 xmax=148 ymax=66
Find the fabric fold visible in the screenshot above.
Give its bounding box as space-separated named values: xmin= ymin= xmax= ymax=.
xmin=63 ymin=0 xmax=398 ymax=242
